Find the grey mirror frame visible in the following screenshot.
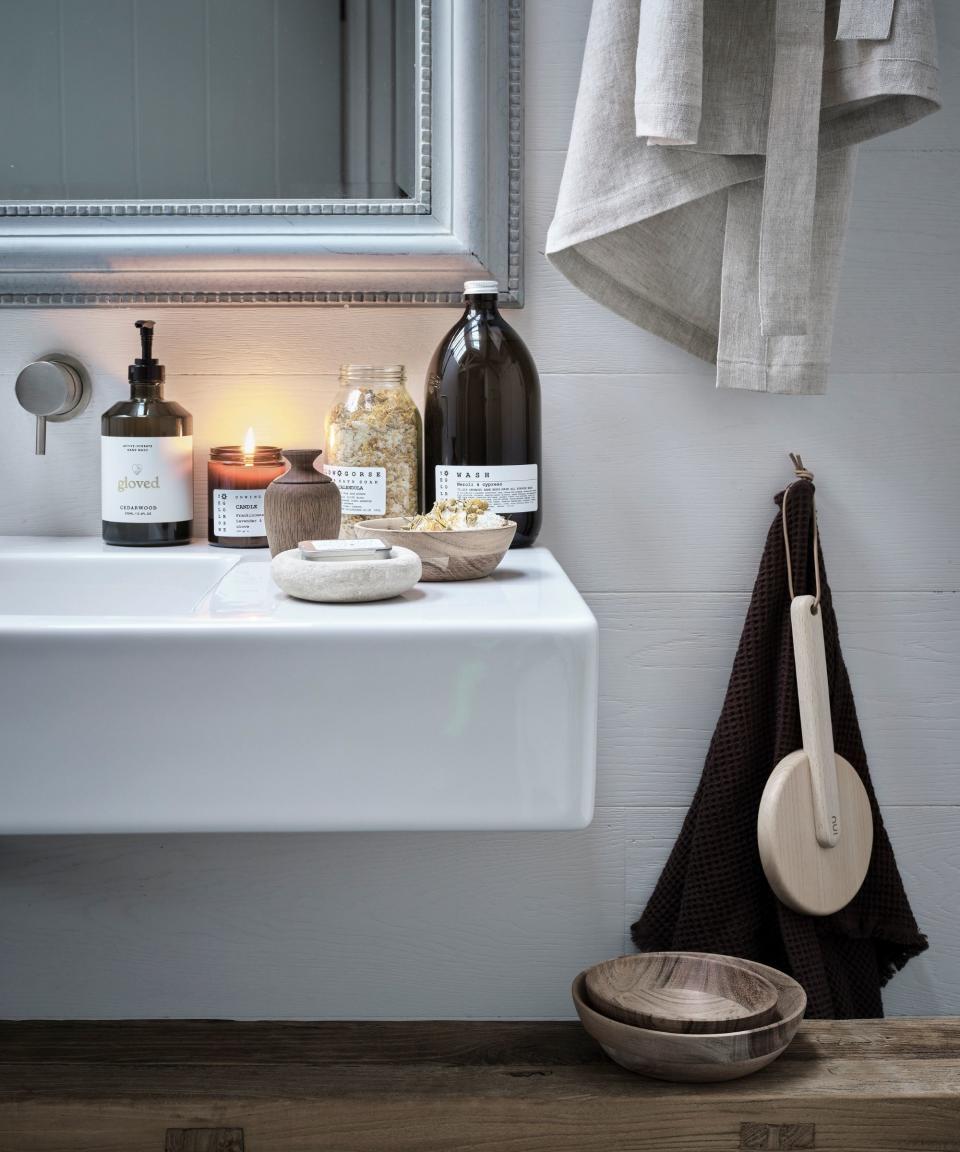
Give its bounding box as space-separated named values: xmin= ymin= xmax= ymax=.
xmin=0 ymin=0 xmax=522 ymax=307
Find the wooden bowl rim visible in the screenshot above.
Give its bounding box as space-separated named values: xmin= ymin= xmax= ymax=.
xmin=574 ymin=955 xmax=806 ymax=1042
xmin=355 ymin=517 xmax=517 ymax=543
xmin=585 ymin=950 xmax=779 ymax=1029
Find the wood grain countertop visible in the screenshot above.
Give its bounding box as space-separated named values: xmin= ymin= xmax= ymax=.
xmin=1 ymin=1019 xmax=958 ymax=1151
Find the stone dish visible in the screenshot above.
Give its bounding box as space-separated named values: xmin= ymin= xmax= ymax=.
xmin=572 ymin=954 xmax=806 ymax=1083
xmin=271 ymin=545 xmax=422 ymax=603
xmin=355 ymin=517 xmax=516 ymax=581
xmin=585 ymin=951 xmax=779 ymax=1034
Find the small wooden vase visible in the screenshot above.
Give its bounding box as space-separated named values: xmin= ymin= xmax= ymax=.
xmin=264 ymin=449 xmax=341 ymax=557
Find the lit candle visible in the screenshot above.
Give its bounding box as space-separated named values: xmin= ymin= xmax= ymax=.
xmin=208 ymin=431 xmax=285 ymax=548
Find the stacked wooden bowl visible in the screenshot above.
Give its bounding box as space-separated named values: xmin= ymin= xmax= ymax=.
xmin=573 ymin=952 xmax=806 ymax=1082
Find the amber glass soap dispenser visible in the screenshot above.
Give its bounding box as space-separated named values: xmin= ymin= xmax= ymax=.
xmin=101 ymin=320 xmax=193 ymax=546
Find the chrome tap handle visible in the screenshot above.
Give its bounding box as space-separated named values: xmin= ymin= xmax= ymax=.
xmin=15 ymin=356 xmax=90 ymax=456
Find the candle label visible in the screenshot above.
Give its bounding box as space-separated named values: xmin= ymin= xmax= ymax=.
xmin=213 ymin=489 xmax=268 ymax=537
xmin=322 ymin=465 xmax=386 ymax=515
xmin=435 ymin=464 xmax=539 ymax=512
xmin=101 ymin=436 xmax=193 ymax=523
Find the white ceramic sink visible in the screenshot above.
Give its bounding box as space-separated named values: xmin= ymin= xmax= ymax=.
xmin=0 ymin=537 xmax=597 ymax=833
xmin=0 ymin=549 xmax=237 ymax=616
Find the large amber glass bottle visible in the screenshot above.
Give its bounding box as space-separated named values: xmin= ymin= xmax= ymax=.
xmin=424 ymin=281 xmax=541 ymax=547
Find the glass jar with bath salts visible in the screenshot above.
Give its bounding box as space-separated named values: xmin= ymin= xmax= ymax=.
xmin=323 ymin=365 xmax=422 ymax=535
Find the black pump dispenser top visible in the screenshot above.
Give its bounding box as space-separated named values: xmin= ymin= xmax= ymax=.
xmin=129 ymin=319 xmax=165 ymax=385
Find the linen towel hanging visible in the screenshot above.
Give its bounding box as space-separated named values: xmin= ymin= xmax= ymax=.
xmin=631 ymin=478 xmax=927 ymax=1018
xmin=546 ymin=0 xmax=940 ymax=394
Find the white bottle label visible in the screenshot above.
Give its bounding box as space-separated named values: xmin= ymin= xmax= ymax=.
xmin=212 ymin=489 xmax=267 ymax=537
xmin=322 ymin=465 xmax=387 ymax=515
xmin=101 ymin=436 xmax=193 ymax=524
xmin=435 ymin=464 xmax=539 ymax=513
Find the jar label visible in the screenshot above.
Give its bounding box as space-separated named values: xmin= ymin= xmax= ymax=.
xmin=435 ymin=464 xmax=538 ymax=513
xmin=213 ymin=489 xmax=267 ymax=537
xmin=322 ymin=465 xmax=387 ymax=515
xmin=101 ymin=436 xmax=193 ymax=524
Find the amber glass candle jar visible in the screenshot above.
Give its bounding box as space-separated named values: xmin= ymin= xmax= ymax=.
xmin=208 ymin=437 xmax=285 ymax=548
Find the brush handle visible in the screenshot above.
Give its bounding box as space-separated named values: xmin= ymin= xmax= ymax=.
xmin=791 ymin=595 xmax=841 ymax=848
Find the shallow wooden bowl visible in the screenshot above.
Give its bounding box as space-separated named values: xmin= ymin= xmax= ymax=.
xmin=572 ymin=955 xmax=806 ymax=1083
xmin=355 ymin=517 xmax=516 ymax=581
xmin=585 ymin=952 xmax=779 ymax=1034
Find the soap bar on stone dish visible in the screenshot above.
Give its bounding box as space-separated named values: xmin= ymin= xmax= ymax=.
xmin=271 ymin=545 xmax=421 ymax=603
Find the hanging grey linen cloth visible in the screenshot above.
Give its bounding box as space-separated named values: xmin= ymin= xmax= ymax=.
xmin=546 ymin=0 xmax=940 ymax=393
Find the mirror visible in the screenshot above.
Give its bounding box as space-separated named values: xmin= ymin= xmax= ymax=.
xmin=0 ymin=0 xmax=417 ymax=202
xmin=0 ymin=0 xmax=522 ymax=306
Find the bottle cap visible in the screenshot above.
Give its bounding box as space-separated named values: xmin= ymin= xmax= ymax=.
xmin=463 ymin=279 xmax=499 ymax=296
xmin=129 ymin=319 xmax=165 ymax=385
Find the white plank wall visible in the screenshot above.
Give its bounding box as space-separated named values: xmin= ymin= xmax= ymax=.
xmin=0 ymin=0 xmax=957 ymax=1019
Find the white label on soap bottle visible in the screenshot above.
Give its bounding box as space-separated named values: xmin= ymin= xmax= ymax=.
xmin=322 ymin=465 xmax=387 ymax=515
xmin=212 ymin=489 xmax=267 ymax=537
xmin=435 ymin=464 xmax=538 ymax=513
xmin=101 ymin=436 xmax=194 ymax=524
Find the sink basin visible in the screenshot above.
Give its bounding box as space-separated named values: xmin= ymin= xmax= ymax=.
xmin=0 ymin=549 xmax=237 ymax=616
xmin=0 ymin=537 xmax=598 ymax=833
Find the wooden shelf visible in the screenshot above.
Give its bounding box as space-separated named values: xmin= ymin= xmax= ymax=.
xmin=1 ymin=1019 xmax=958 ymax=1151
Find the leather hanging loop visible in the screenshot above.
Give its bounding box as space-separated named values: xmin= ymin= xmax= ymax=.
xmin=781 ymin=454 xmax=822 ymax=612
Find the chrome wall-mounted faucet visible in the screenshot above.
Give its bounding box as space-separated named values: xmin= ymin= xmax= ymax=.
xmin=15 ymin=355 xmax=91 ymax=454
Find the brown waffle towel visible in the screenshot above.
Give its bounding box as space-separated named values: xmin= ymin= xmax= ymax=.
xmin=632 ymin=479 xmax=927 ymax=1017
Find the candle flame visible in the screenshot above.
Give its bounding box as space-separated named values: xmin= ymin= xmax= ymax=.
xmin=242 ymin=427 xmax=257 ymax=466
